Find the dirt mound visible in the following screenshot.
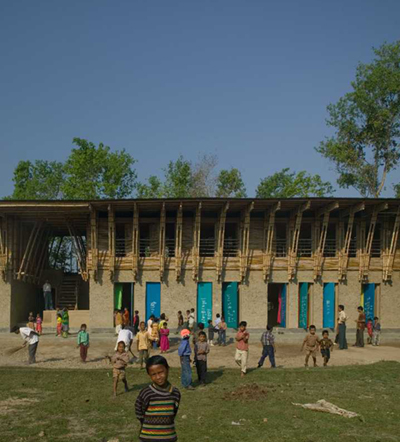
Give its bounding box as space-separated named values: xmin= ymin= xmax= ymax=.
xmin=225 ymin=383 xmax=268 ymax=401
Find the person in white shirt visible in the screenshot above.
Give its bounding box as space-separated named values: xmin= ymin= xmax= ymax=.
xmin=214 ymin=313 xmax=221 ymax=330
xmin=337 ymin=305 xmax=348 ymax=350
xmin=188 ymin=308 xmax=196 ymax=331
xmin=115 ymin=325 xmax=134 ymax=352
xmin=12 ymin=326 xmax=39 ymax=364
xmin=147 ymin=315 xmax=154 ymax=332
xmin=43 ymin=280 xmax=53 ymax=310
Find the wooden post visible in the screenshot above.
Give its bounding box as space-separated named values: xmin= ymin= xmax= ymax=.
xmin=263 ymin=202 xmax=280 ymax=281
xmin=288 ymin=201 xmax=310 ymax=281
xmin=240 ymin=202 xmax=254 ymax=282
xmin=89 ymin=206 xmax=98 ymax=281
xmin=216 ymin=202 xmax=229 ymax=281
xmin=383 ymin=206 xmax=400 ymax=282
xmin=67 ymin=220 xmax=88 ymax=281
xmin=132 ymin=203 xmax=139 ymax=281
xmin=159 ymin=203 xmax=166 ymax=281
xmin=192 ymin=203 xmax=202 ymax=282
xmin=108 ymin=205 xmax=115 ymax=282
xmin=313 ymin=202 xmax=339 ymax=280
xmin=175 ymin=203 xmax=183 ymax=281
xmin=359 ymin=203 xmax=388 ymax=281
xmin=17 ymin=221 xmax=39 ymax=280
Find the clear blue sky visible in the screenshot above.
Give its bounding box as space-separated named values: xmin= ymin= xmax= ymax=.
xmin=1 ymin=0 xmax=399 ymax=198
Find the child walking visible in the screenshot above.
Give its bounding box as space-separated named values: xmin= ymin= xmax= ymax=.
xmin=176 ymin=310 xmax=184 ymax=334
xmin=56 ymin=314 xmax=62 ymax=337
xmin=194 ymin=331 xmax=210 ymax=386
xmin=372 ymin=317 xmax=381 ymax=346
xmin=136 ymin=322 xmax=151 ymax=369
xmin=110 ymin=341 xmax=130 ymax=397
xmin=235 ymin=321 xmax=250 ymax=378
xmin=160 ymin=322 xmax=170 ymax=353
xmin=178 ymin=329 xmax=194 ymax=390
xmin=257 ymin=325 xmax=276 ymax=368
xmin=77 ymin=323 xmax=89 ymax=362
xmin=319 ymin=330 xmax=334 ymax=366
xmin=301 ymin=325 xmax=320 ymax=367
xmin=135 ymin=355 xmax=181 ymax=442
xmin=36 ymin=314 xmax=43 ymax=335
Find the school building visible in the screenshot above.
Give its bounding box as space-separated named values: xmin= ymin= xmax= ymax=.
xmin=0 ymin=197 xmax=399 ymax=332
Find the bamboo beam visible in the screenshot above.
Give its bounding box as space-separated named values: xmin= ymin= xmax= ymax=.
xmin=313 ymin=202 xmax=339 ymax=280
xmin=192 ymin=203 xmax=202 ymax=282
xmin=240 ymin=202 xmax=254 ymax=282
xmin=17 ymin=222 xmax=40 ymax=280
xmin=288 ymin=201 xmax=311 ymax=281
xmin=216 ymin=202 xmax=229 ymax=281
xmin=27 ymin=226 xmax=45 ymax=283
xmin=383 ymin=206 xmax=400 ymax=282
xmin=132 ymin=203 xmax=139 ymax=281
xmin=338 ymin=203 xmax=365 ymax=280
xmin=67 ymin=220 xmax=88 ymax=281
xmin=263 ymin=202 xmax=280 ymax=281
xmin=108 ymin=205 xmax=115 ymax=282
xmin=359 ymin=203 xmax=388 ymax=281
xmin=35 ymin=228 xmax=52 ymax=283
xmin=159 ymin=203 xmax=166 ymax=282
xmin=175 ymin=203 xmax=183 ymax=281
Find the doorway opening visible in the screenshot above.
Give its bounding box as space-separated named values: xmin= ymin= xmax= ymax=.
xmin=268 ymin=283 xmax=286 ymax=327
xmin=114 ymin=283 xmax=134 ymax=324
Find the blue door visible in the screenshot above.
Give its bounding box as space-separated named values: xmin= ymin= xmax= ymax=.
xmin=299 ymin=283 xmax=309 ymax=328
xmin=146 ymin=282 xmax=161 ymax=321
xmin=323 ymin=283 xmax=335 ymax=328
xmin=222 ymin=282 xmax=238 ymax=328
xmin=279 ymin=284 xmax=287 ymax=328
xmin=363 ymin=284 xmax=375 ymax=322
xmin=197 ymin=282 xmax=212 ymax=325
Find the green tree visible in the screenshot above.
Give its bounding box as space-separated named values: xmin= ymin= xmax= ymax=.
xmin=256 ymin=168 xmax=334 ymax=198
xmin=61 ymin=138 xmax=137 ymax=199
xmin=316 ymin=41 xmax=400 ymax=197
xmin=394 ymin=183 xmax=400 ymax=198
xmin=162 ymin=155 xmax=194 ymax=198
xmin=137 ymin=176 xmax=164 ymax=198
xmin=8 ymin=160 xmax=64 ymax=200
xmin=216 ymin=168 xmax=247 ymax=197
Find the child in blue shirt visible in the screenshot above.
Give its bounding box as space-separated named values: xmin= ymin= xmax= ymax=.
xmin=178 ymin=329 xmax=194 ymax=390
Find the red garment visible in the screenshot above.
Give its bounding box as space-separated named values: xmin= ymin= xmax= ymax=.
xmin=80 ymin=343 xmax=88 ymax=362
xmin=123 ymin=310 xmax=130 ymax=326
xmin=160 ymin=328 xmax=170 ymax=352
xmin=367 ymin=322 xmax=373 ymax=337
xmin=56 ymin=323 xmax=62 ymax=336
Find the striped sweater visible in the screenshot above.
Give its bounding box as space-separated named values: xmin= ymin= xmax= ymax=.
xmin=135 ymin=383 xmax=181 ymax=441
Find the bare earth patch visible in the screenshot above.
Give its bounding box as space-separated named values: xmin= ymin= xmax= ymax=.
xmin=225 ymin=383 xmax=268 ymax=401
xmin=0 ymin=397 xmax=39 ymax=415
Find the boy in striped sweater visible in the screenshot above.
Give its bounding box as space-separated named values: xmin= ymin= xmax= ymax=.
xmin=135 ymin=355 xmax=181 ymax=442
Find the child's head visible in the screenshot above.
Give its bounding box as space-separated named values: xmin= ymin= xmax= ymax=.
xmin=338 ymin=304 xmax=344 ymax=311
xmin=198 ymin=322 xmax=205 ymax=330
xmin=11 ymin=326 xmax=20 ymax=334
xmin=208 ymin=320 xmax=212 ymax=325
xmin=180 ymin=329 xmax=190 ymax=340
xmin=190 ymin=308 xmax=195 ymax=313
xmin=186 ymin=310 xmax=190 ymax=315
xmin=178 ymin=310 xmax=182 ymax=315
xmin=198 ymin=331 xmax=207 ymax=342
xmin=221 ymin=316 xmax=225 ymax=322
xmin=267 ymin=325 xmax=273 ymax=331
xmin=146 ymin=355 xmax=169 ymax=387
xmin=36 ymin=313 xmax=40 ymax=318
xmin=357 ymin=306 xmax=364 ymax=312
xmin=163 ymin=322 xmax=168 ymax=329
xmin=81 ymin=323 xmax=87 ymax=331
xmin=29 ymin=312 xmax=33 ymax=316
xmin=135 ymin=310 xmax=139 ymax=314
xmin=160 ymin=313 xmax=166 ymax=320
xmin=216 ymin=313 xmax=220 ymax=319
xmin=57 ymin=313 xmax=62 ymax=318
xmin=140 ymin=321 xmax=146 ymax=331
xmin=309 ymin=325 xmax=316 ymax=334
xmin=239 ymin=321 xmax=247 ymax=331
xmin=368 ymin=318 xmax=373 ymax=323
xmin=322 ymin=329 xmax=329 ymax=338
xmin=117 ymin=341 xmax=125 ymax=353
xmin=374 ymin=316 xmax=379 ymax=321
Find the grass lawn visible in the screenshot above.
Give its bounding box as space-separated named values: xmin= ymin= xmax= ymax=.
xmin=1 ymin=362 xmax=399 ymax=442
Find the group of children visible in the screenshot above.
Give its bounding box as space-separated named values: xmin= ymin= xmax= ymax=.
xmin=27 ymin=312 xmax=42 ymax=335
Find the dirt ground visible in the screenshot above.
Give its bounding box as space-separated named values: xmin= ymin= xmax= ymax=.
xmin=1 ymin=331 xmax=399 ymax=370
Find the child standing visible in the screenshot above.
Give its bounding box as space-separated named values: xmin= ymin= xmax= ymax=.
xmin=235 ymin=321 xmax=250 ymax=378
xmin=207 ymin=320 xmax=215 ymax=346
xmin=133 ymin=310 xmax=140 ymax=335
xmin=301 ymin=325 xmax=320 ymax=367
xmin=160 ymin=322 xmax=170 ymax=353
xmin=36 ymin=314 xmax=43 ymax=335
xmin=178 ymin=329 xmax=194 ymax=390
xmin=372 ymin=317 xmax=381 ymax=346
xmin=56 ymin=314 xmax=62 ymax=337
xmin=319 ymin=330 xmax=334 ymax=366
xmin=257 ymin=325 xmax=276 ymax=368
xmin=150 ymin=321 xmax=159 ymax=349
xmin=194 ymin=331 xmax=210 ymax=386
xmin=61 ymin=308 xmax=69 ymax=338
xmin=28 ymin=312 xmax=35 ymax=330
xmin=135 ymin=355 xmax=181 ymax=442
xmin=366 ymin=319 xmax=373 ymax=344
xmin=136 ymin=322 xmax=151 ymax=369
xmin=176 ymin=310 xmax=184 ymax=334
xmin=218 ymin=317 xmax=227 ymax=346
xmin=77 ymin=323 xmax=89 ymax=362
xmin=110 ymin=341 xmax=130 ymax=397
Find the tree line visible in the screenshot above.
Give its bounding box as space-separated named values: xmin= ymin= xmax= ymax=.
xmin=6 ymin=41 xmax=400 ymax=201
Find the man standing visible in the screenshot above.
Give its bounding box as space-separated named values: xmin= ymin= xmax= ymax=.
xmin=354 ymin=306 xmax=366 ymax=347
xmin=12 ymin=326 xmax=40 ymax=364
xmin=235 ymin=321 xmax=250 ymax=378
xmin=337 ymin=305 xmax=348 ymax=350
xmin=43 ymin=280 xmax=53 ymax=310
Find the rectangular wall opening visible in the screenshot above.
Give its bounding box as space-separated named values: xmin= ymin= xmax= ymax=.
xmin=268 ymin=283 xmax=287 ymax=327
